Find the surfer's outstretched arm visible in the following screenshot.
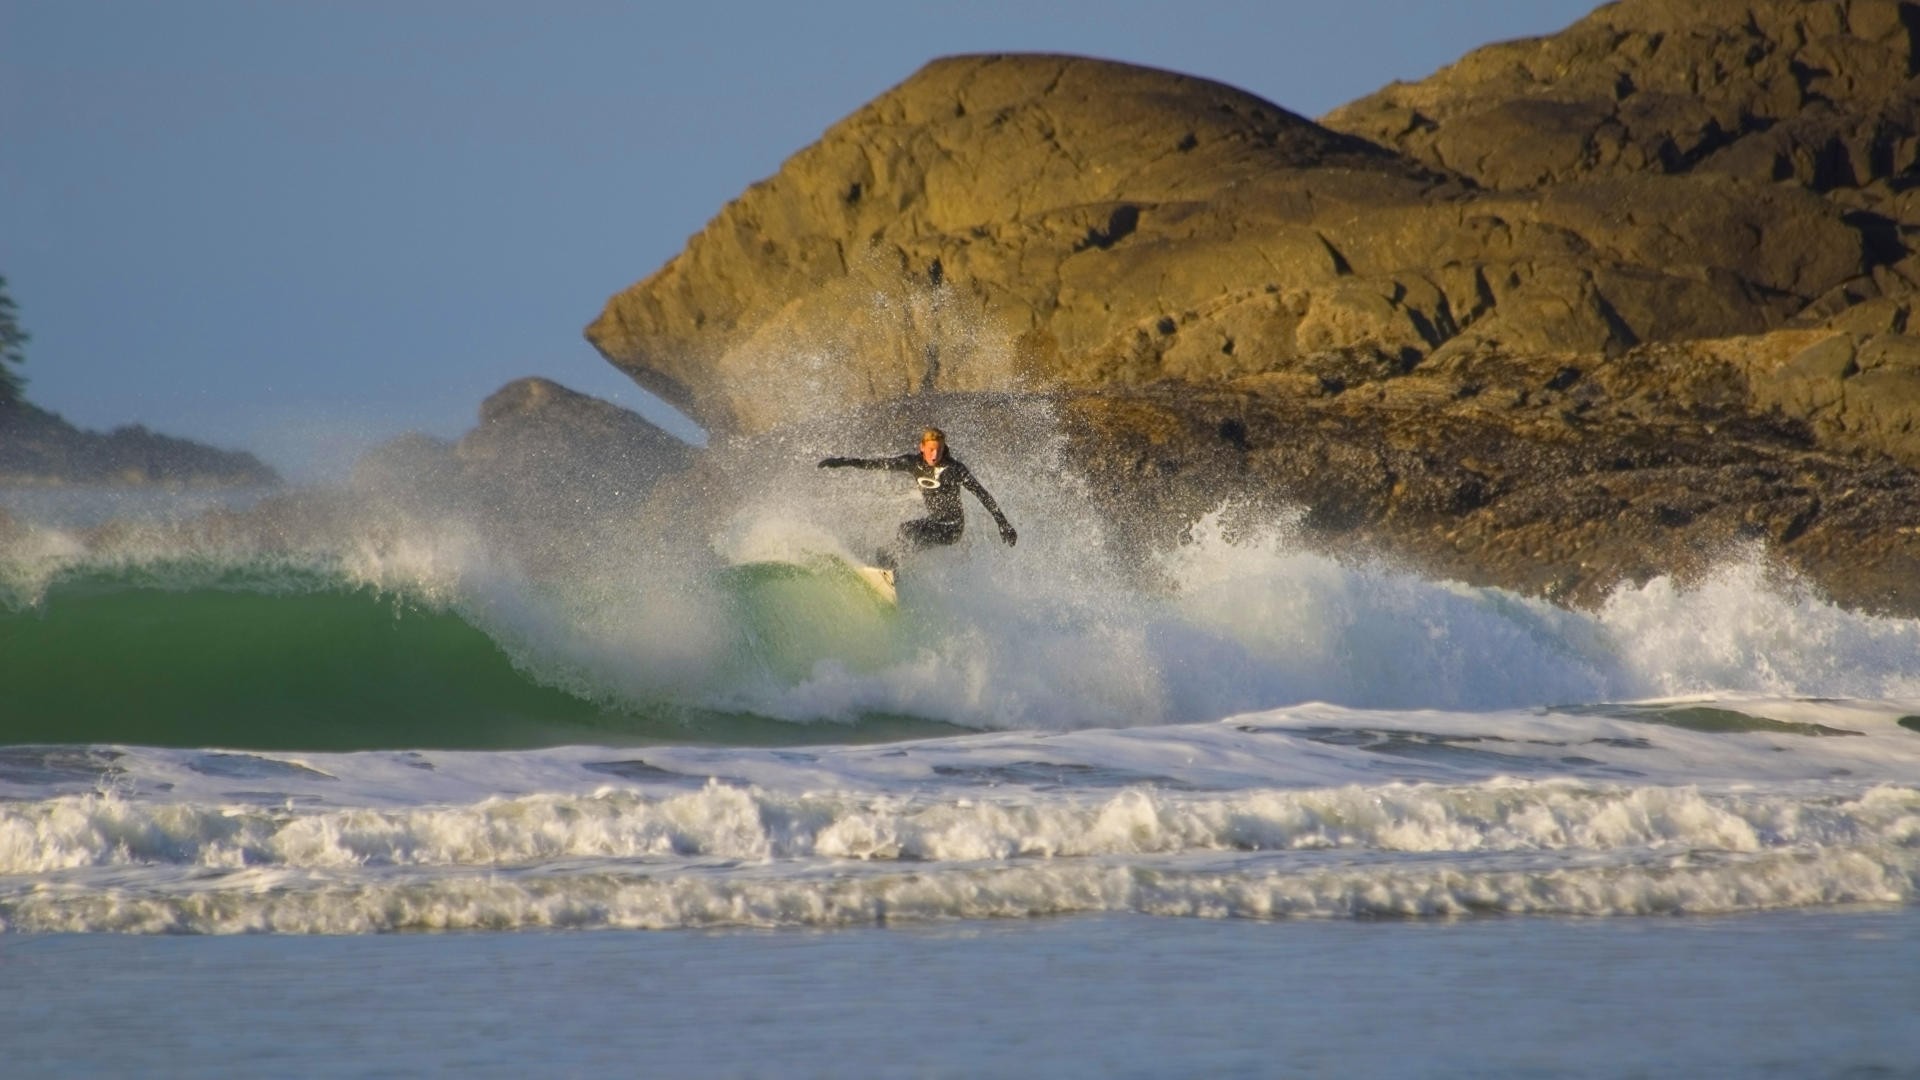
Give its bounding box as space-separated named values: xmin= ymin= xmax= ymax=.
xmin=956 ymin=465 xmax=1018 ymax=546
xmin=818 ymin=453 xmax=917 ymax=472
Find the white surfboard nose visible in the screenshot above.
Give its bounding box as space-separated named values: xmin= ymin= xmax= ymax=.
xmin=855 ymin=565 xmax=898 ymax=605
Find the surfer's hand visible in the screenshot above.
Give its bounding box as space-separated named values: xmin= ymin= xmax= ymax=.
xmin=999 ymin=521 xmax=1018 ymax=546
xmin=818 ymin=457 xmax=852 ymax=468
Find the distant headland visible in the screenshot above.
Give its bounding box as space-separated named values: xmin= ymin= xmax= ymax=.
xmin=0 ymin=400 xmax=278 ymax=488
xmin=0 ymin=272 xmax=278 ymax=490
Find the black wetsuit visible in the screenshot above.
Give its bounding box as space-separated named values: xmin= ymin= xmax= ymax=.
xmin=819 ymin=449 xmax=1016 ymax=561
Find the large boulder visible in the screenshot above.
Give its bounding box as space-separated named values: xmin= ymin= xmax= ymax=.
xmin=1748 ymin=329 xmax=1920 ymax=463
xmin=454 ymin=376 xmax=694 ymax=499
xmin=587 ymin=51 xmax=1863 ymax=435
xmin=1324 ymin=0 xmax=1920 ymax=194
xmin=350 ymin=377 xmax=694 ymax=541
xmin=580 ymin=1 xmax=1920 ymax=614
xmin=1323 ymin=0 xmax=1920 ymax=307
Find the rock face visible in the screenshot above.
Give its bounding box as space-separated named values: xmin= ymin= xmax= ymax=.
xmin=587 ymin=0 xmax=1920 ymax=613
xmin=588 ymin=41 xmax=1871 ymax=434
xmin=456 ymin=377 xmax=694 ymax=491
xmin=1325 ymin=0 xmax=1920 ymax=199
xmin=353 ymin=377 xmax=694 ymax=523
xmin=588 ymin=55 xmax=1456 ymax=432
xmin=1061 ymin=340 xmax=1920 ymax=612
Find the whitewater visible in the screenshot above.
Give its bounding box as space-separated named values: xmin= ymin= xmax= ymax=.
xmin=6 ymin=412 xmax=1920 ymax=1075
xmin=5 ymin=401 xmax=1920 ymax=937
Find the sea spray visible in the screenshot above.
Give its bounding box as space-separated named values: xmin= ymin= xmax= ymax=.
xmin=11 ymin=473 xmax=1920 ymax=744
xmin=1600 ymin=549 xmax=1920 ymax=699
xmin=8 ymin=261 xmax=1920 ymax=740
xmin=5 ymin=692 xmax=1920 ymax=933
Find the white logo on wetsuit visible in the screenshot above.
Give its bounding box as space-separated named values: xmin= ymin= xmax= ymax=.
xmin=918 ymin=465 xmax=948 ymax=490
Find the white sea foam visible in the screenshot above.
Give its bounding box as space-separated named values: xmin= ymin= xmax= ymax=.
xmin=0 ymin=859 xmax=1907 ymax=933
xmin=4 ymin=789 xmax=1914 ymax=932
xmin=686 ymin=501 xmax=1920 ymax=725
xmin=8 ymin=779 xmax=1918 ymax=876
xmin=10 ymin=413 xmax=1920 ymax=935
xmin=4 ymin=707 xmax=1918 ymax=932
xmin=7 ymin=696 xmax=1915 ymax=806
xmin=1602 ymin=554 xmax=1920 ymax=698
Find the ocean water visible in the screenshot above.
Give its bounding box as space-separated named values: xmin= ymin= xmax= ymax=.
xmin=6 ymin=911 xmax=1917 ymax=1078
xmin=4 ymin=428 xmax=1920 ymax=1074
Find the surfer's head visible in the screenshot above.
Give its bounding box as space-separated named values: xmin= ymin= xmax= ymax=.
xmin=919 ymin=427 xmax=946 ymax=464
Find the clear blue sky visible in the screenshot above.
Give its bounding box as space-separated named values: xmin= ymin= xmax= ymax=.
xmin=3 ymin=1 xmax=1597 ymax=478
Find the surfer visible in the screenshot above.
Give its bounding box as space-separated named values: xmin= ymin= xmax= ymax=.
xmin=818 ymin=427 xmax=1017 ymax=569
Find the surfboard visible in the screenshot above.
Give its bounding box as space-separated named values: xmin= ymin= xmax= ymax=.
xmin=854 ymin=564 xmax=898 ymax=605
xmin=716 ymin=558 xmax=897 ymax=679
xmin=720 ymin=555 xmax=898 ymax=610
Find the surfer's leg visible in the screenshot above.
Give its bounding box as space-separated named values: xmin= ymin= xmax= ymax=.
xmin=876 ymin=521 xmax=913 ymax=569
xmin=884 ymin=517 xmax=963 ymax=567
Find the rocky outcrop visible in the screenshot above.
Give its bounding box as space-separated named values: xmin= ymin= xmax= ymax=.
xmin=1063 ymin=335 xmax=1920 ymax=613
xmin=1323 ymin=0 xmax=1920 ymax=199
xmin=583 ymin=0 xmax=1920 ymax=613
xmin=588 ymin=46 xmax=1872 ymax=436
xmin=0 ymin=402 xmax=278 ymax=487
xmin=457 ymin=377 xmax=692 ymax=483
xmin=352 ymin=377 xmax=694 ymax=523
xmin=588 ymin=54 xmax=1447 ymax=432
xmin=1323 ymin=0 xmax=1920 ymax=317
xmin=1317 ymin=0 xmax=1920 ymax=487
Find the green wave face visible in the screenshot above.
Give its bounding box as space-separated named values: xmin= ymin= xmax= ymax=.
xmin=0 ymin=563 xmax=945 ymax=752
xmin=716 ymin=558 xmax=900 ymax=683
xmin=0 ymin=575 xmax=623 ymax=750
